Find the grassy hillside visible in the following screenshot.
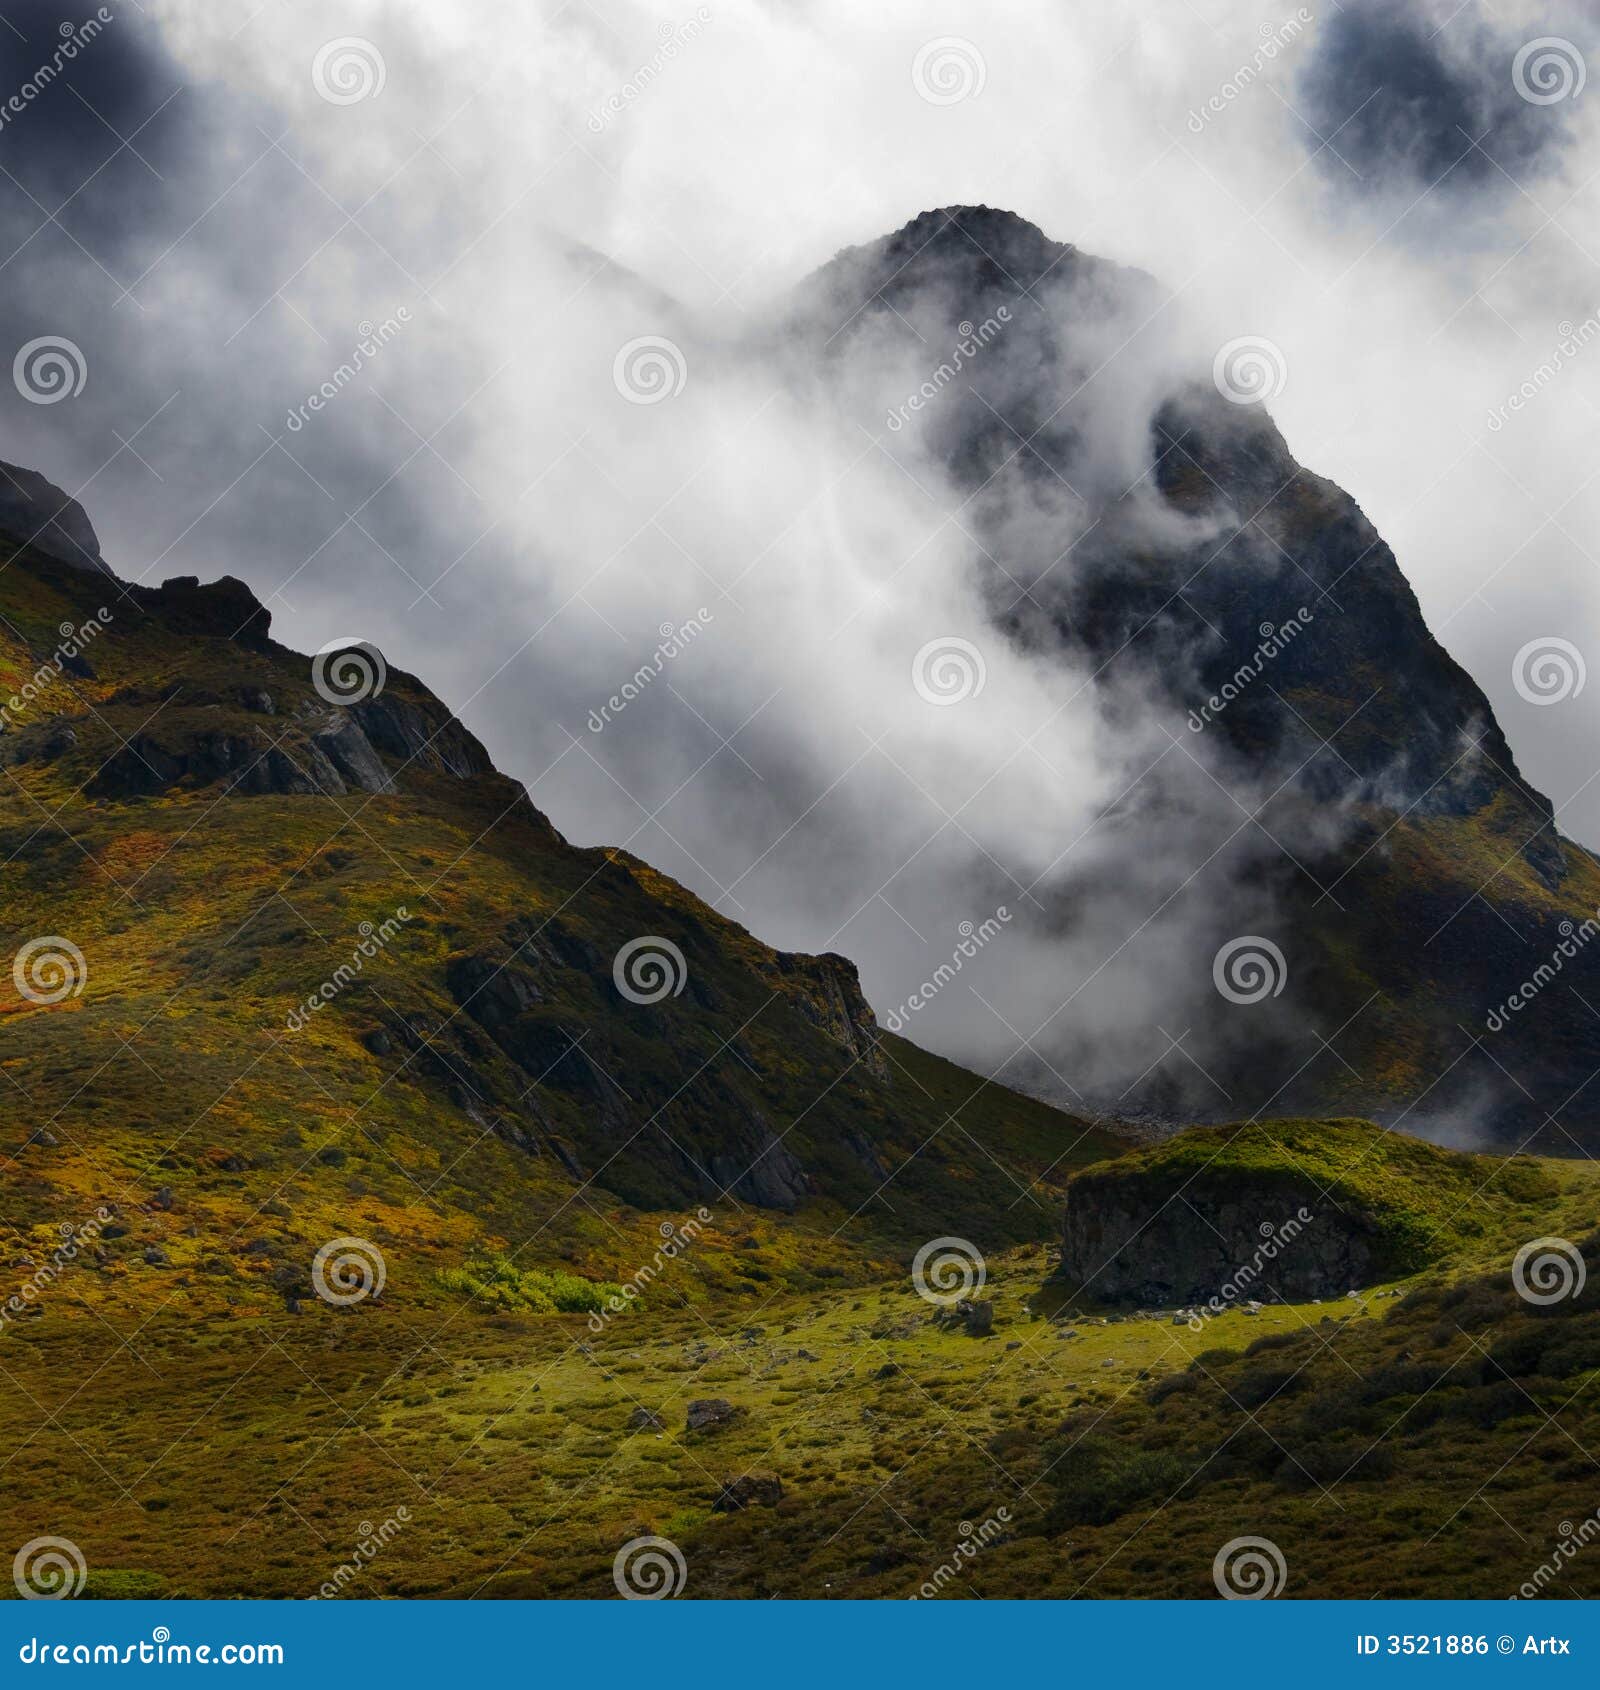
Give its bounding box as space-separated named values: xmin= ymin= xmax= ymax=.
xmin=3 ymin=530 xmax=1597 ymax=1602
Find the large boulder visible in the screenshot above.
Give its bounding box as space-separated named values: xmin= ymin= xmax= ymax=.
xmin=713 ymin=1471 xmax=782 ymax=1511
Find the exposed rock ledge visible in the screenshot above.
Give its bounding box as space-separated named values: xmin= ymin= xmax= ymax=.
xmin=1059 ymin=1181 xmax=1371 ymax=1306
xmin=1053 ymin=1119 xmax=1526 ymax=1307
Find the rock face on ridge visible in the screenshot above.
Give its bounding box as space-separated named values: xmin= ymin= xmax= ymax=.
xmin=0 ymin=458 xmax=112 ymax=576
xmin=784 ymin=206 xmax=1600 ymax=1149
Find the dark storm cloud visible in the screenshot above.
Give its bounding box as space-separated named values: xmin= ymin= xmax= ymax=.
xmin=0 ymin=3 xmax=194 ymax=255
xmin=1297 ymin=0 xmax=1585 ymax=195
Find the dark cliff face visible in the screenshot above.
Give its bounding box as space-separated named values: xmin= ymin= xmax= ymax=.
xmin=796 ymin=207 xmax=1554 ymax=862
xmin=783 ymin=207 xmax=1598 ymax=1148
xmin=1060 ymin=1182 xmax=1373 ymax=1307
xmin=0 ymin=458 xmax=111 ymax=576
xmin=1055 ymin=1118 xmax=1553 ymax=1309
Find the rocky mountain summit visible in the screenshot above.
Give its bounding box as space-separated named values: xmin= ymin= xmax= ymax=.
xmin=788 ymin=207 xmax=1600 ymax=1148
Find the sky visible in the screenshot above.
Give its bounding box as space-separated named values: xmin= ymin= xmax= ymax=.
xmin=1 ymin=0 xmax=1597 ymax=1112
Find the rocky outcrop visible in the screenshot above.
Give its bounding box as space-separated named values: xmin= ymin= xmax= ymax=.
xmin=350 ymin=694 xmax=492 ymax=780
xmin=685 ymin=1398 xmax=742 ymax=1434
xmin=1060 ymin=1179 xmax=1369 ymax=1306
xmin=0 ymin=459 xmax=111 ymax=576
xmin=713 ymin=1472 xmax=782 ymax=1510
xmin=764 ymin=949 xmax=886 ymax=1077
xmin=86 ymin=712 xmax=398 ymax=800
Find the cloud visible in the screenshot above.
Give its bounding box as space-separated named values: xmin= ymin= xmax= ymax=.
xmin=1296 ymin=0 xmax=1588 ymax=197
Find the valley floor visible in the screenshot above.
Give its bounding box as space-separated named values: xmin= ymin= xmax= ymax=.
xmin=9 ymin=1157 xmax=1600 ymax=1601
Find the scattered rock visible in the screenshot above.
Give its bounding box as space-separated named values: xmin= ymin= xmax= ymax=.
xmin=713 ymin=1471 xmax=783 ymax=1511
xmin=685 ymin=1398 xmax=742 ymax=1435
xmin=628 ymin=1408 xmax=664 ymax=1432
xmin=934 ymin=1298 xmax=993 ymax=1337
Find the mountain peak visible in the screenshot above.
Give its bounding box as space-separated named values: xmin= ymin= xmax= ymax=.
xmin=828 ymin=204 xmax=1078 ymax=296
